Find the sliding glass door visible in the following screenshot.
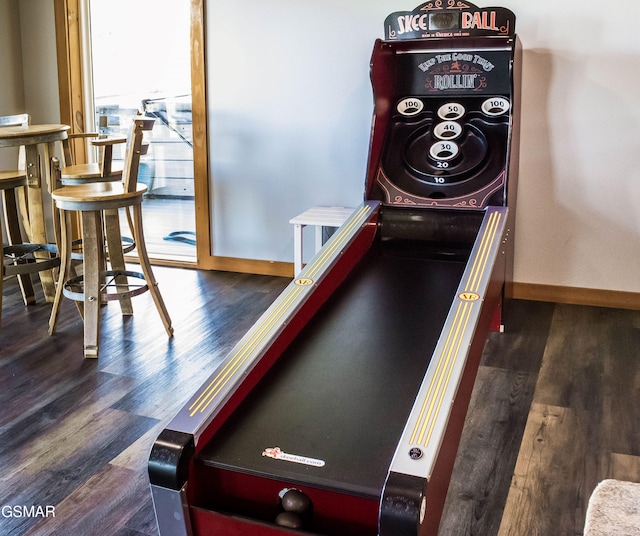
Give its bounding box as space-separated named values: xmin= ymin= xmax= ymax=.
xmin=87 ymin=0 xmax=197 ymax=262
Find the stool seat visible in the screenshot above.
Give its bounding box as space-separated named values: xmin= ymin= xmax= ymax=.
xmin=0 ymin=170 xmax=28 ymax=186
xmin=61 ymin=162 xmax=123 ymax=183
xmin=61 ymin=133 xmax=127 ymax=183
xmin=52 ymin=182 xmax=146 ymax=210
xmin=289 ymin=206 xmax=356 ymax=228
xmin=289 ymin=206 xmax=354 ymax=275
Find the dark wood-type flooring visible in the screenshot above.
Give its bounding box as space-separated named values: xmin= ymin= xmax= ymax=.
xmin=1 ymin=267 xmax=639 ymax=535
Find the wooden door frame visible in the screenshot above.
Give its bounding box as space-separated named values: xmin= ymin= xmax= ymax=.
xmin=54 ymin=0 xmax=210 ymax=269
xmin=54 ymin=0 xmax=292 ymax=276
xmin=188 ymin=0 xmax=213 ymax=270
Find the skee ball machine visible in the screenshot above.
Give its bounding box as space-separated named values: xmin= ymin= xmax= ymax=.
xmin=149 ymin=2 xmax=521 ymax=535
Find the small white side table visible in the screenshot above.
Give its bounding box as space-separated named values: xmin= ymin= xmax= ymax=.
xmin=289 ymin=206 xmax=355 ymax=275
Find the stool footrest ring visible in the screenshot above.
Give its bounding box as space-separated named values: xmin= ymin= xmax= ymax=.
xmin=62 ymin=269 xmax=149 ymax=302
xmin=3 ymin=243 xmax=61 ymax=276
xmin=69 ymin=236 xmax=135 ymax=261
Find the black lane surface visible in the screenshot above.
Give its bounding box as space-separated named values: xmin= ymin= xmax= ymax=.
xmin=199 ymin=245 xmax=466 ymax=498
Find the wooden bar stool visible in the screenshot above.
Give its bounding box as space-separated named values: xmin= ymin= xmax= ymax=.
xmin=48 ymin=117 xmax=173 ymax=358
xmin=1 ymin=114 xmax=61 ymax=325
xmin=54 ymin=125 xmax=150 ymax=314
xmin=61 ymin=134 xmax=126 ymax=183
xmin=1 ymin=169 xmax=60 ymax=327
xmin=1 ymin=113 xmax=35 ymax=305
xmin=59 ymin=132 xmax=150 ymax=247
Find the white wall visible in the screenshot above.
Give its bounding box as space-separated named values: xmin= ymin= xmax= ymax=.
xmin=207 ymin=0 xmax=391 ymax=262
xmin=206 ymin=0 xmax=640 ymax=294
xmin=0 ymin=0 xmax=59 ymax=168
xmin=0 ymin=0 xmax=25 ymax=170
xmin=502 ymin=0 xmax=640 ymax=293
xmin=19 ymin=0 xmax=60 ymax=125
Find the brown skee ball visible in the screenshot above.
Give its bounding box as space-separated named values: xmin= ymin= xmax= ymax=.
xmin=281 ymin=488 xmax=312 ymax=513
xmin=275 ymin=511 xmax=303 ymax=529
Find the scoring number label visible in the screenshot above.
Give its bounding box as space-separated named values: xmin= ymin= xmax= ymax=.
xmin=481 ymin=97 xmax=510 ymax=116
xmin=429 ymin=140 xmax=459 ymax=162
xmin=397 ymin=97 xmax=424 ymax=116
xmin=437 ymin=102 xmax=465 ymax=121
xmin=433 ymin=121 xmax=462 ymax=140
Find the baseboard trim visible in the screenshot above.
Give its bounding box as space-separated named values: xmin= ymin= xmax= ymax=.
xmin=199 ymin=256 xmax=294 ymax=278
xmin=130 ymin=254 xmax=293 ymax=277
xmin=513 ymin=283 xmax=640 ymax=311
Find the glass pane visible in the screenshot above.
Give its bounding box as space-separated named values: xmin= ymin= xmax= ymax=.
xmin=89 ymin=0 xmax=196 ymax=261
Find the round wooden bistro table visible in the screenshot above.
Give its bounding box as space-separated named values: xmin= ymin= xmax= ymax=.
xmin=0 ymin=123 xmax=70 ymax=301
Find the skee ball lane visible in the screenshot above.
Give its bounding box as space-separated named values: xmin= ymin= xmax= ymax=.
xmin=149 ymin=2 xmax=521 ymax=535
